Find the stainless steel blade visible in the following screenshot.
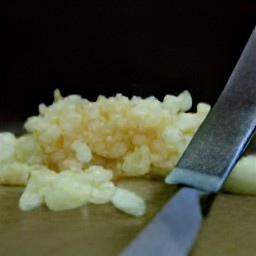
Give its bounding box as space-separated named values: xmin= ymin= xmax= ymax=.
xmin=121 ymin=188 xmax=211 ymax=256
xmin=166 ymin=27 xmax=256 ymax=192
xmin=120 ymin=27 xmax=256 ymax=256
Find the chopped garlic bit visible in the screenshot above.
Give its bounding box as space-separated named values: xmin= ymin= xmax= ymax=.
xmin=223 ymin=155 xmax=256 ymax=195
xmin=0 ymin=163 xmax=30 ymax=186
xmin=163 ymin=127 xmax=183 ymax=146
xmin=84 ymin=165 xmax=113 ymax=184
xmin=71 ymin=140 xmax=92 ymax=163
xmin=177 ymin=90 xmax=193 ymax=112
xmin=112 ymin=188 xmax=146 ymax=217
xmin=15 ymin=135 xmax=43 ymax=165
xmin=121 ymin=146 xmax=151 ymax=176
xmin=53 ymin=88 xmax=63 ymax=102
xmin=0 ymin=132 xmax=16 ymax=162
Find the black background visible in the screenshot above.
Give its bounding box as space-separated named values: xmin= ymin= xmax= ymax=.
xmin=2 ymin=1 xmax=256 ymax=124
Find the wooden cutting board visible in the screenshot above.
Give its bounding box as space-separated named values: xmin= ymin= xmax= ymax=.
xmin=1 ymin=179 xmax=256 ymax=256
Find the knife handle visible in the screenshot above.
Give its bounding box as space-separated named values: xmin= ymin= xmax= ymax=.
xmin=120 ymin=187 xmax=214 ymax=256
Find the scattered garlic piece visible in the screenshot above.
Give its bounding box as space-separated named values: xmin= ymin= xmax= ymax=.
xmin=223 ymin=155 xmax=256 ymax=195
xmin=0 ymin=163 xmax=31 ymax=186
xmin=0 ymin=132 xmax=16 ymax=162
xmin=19 ymin=166 xmax=144 ymax=216
xmin=111 ymin=188 xmax=146 ymax=217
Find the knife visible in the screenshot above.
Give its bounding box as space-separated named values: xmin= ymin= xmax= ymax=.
xmin=120 ymin=27 xmax=256 ymax=256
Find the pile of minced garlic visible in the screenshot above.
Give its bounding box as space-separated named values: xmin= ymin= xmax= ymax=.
xmin=0 ymin=90 xmax=255 ymax=216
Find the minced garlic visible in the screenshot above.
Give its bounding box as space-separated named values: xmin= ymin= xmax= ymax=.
xmin=1 ymin=89 xmax=254 ymax=216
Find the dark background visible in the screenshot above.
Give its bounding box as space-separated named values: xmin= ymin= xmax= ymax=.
xmin=1 ymin=1 xmax=256 ymax=126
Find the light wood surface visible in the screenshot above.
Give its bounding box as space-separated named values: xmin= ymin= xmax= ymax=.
xmin=0 ymin=179 xmax=256 ymax=256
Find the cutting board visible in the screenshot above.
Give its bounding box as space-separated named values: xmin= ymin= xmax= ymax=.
xmin=1 ymin=179 xmax=256 ymax=256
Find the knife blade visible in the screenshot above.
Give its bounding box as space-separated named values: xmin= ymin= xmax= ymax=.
xmin=120 ymin=27 xmax=256 ymax=256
